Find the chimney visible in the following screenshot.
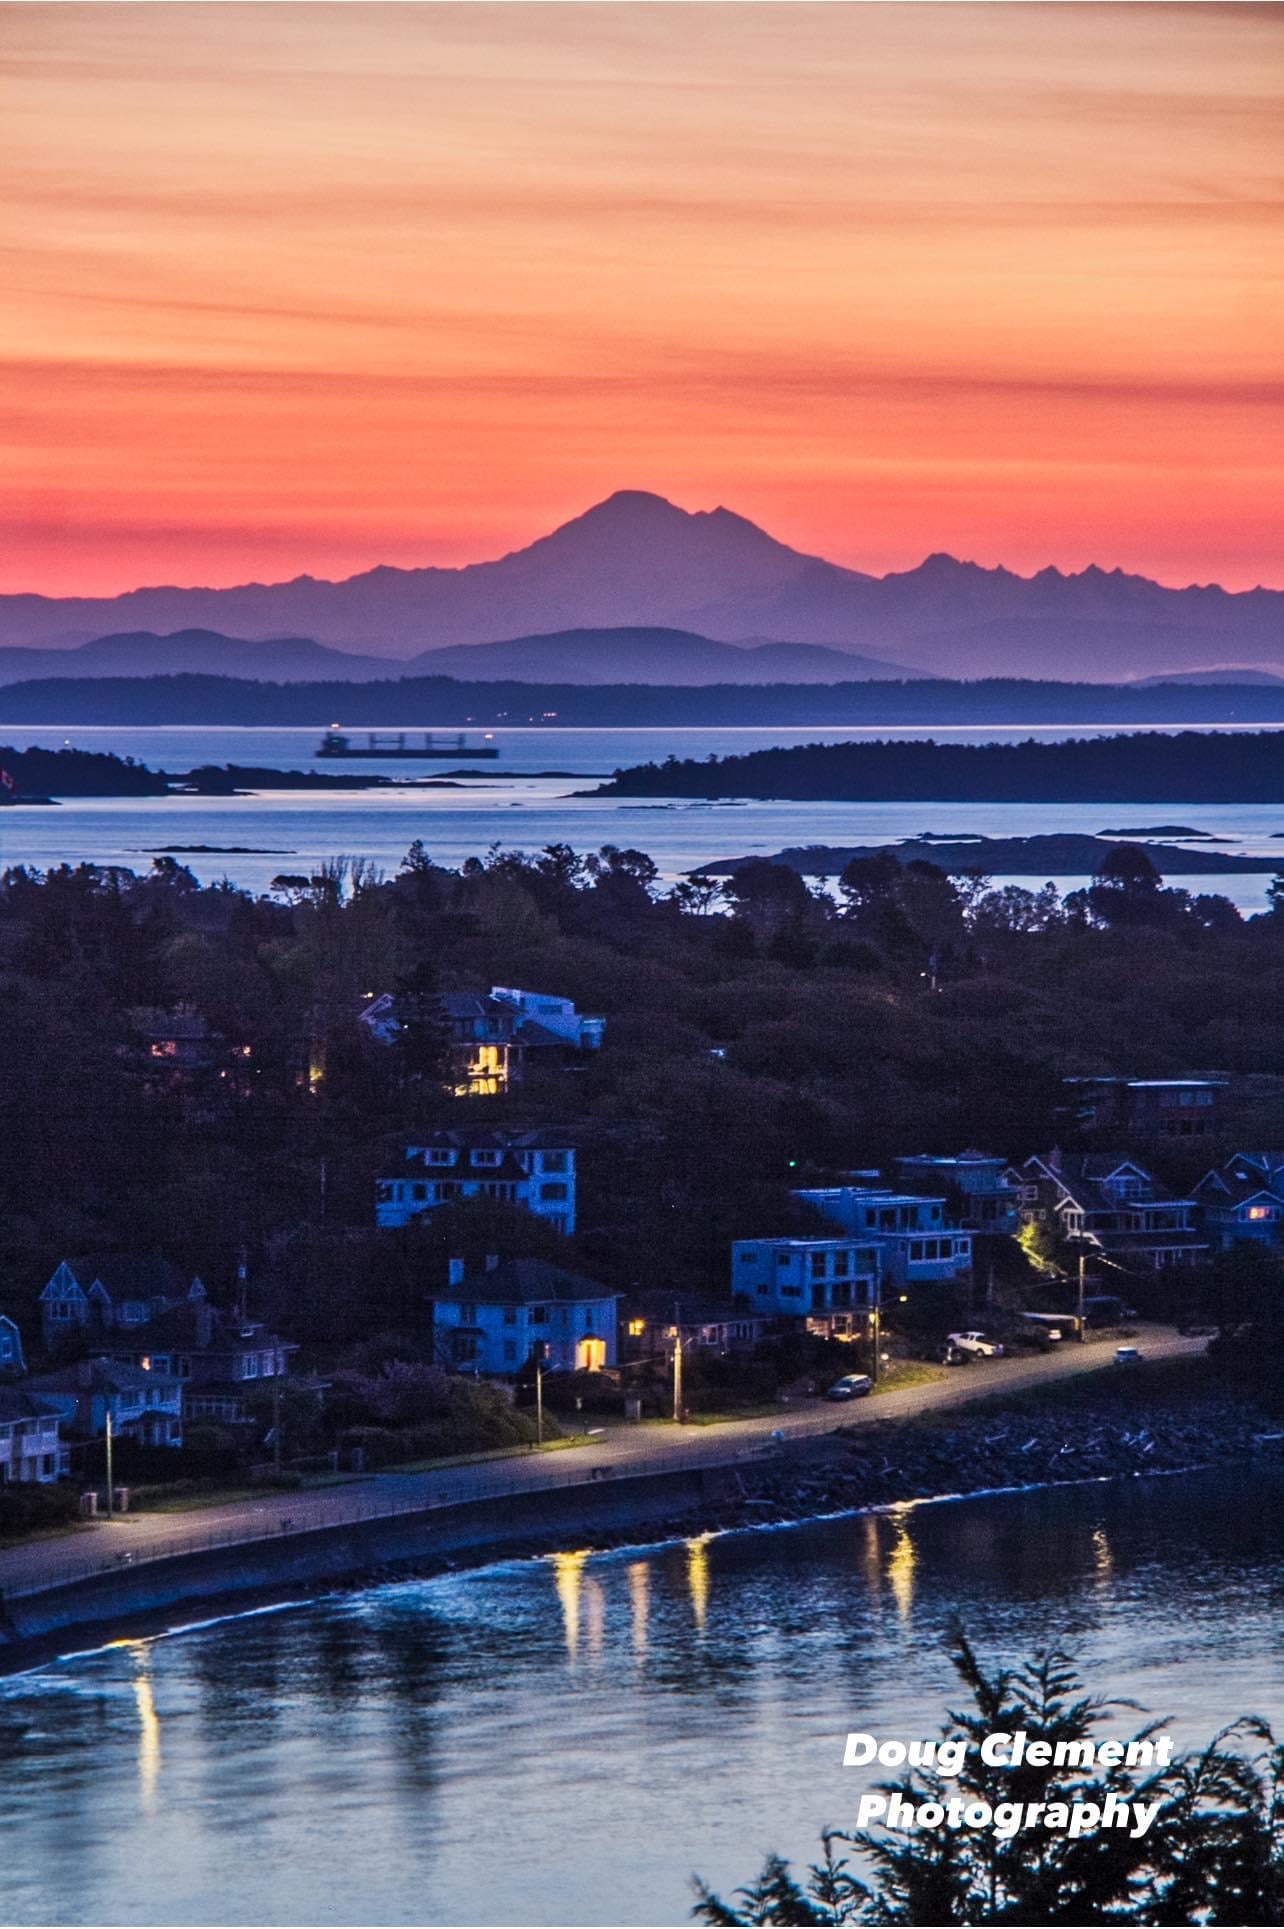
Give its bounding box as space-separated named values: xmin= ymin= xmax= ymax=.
xmin=484 ymin=1253 xmax=500 ymax=1273
xmin=448 ymin=1256 xmax=465 ymax=1288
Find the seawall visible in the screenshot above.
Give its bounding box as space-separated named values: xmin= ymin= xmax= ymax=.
xmin=0 ymin=1463 xmax=736 ymax=1663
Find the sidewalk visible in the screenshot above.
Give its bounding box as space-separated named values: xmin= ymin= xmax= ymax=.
xmin=0 ymin=1326 xmax=1202 ymax=1601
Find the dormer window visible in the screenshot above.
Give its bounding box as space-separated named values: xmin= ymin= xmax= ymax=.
xmin=471 ymin=1149 xmax=502 ymax=1168
xmin=426 ymin=1148 xmax=454 ymax=1167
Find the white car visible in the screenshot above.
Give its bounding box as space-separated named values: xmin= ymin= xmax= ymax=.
xmin=948 ymin=1331 xmax=1005 ymax=1359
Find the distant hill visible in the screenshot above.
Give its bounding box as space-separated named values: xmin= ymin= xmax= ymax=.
xmin=0 ymin=624 xmax=919 ymax=689
xmin=1134 ymin=668 xmax=1284 ymax=688
xmin=1 ymin=490 xmax=1279 ymax=681
xmin=3 ymin=672 xmax=1284 ymax=730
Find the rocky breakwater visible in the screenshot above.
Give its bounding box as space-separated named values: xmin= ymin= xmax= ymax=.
xmin=712 ymin=1385 xmax=1274 ymax=1531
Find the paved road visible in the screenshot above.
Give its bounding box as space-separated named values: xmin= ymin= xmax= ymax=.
xmin=0 ymin=1326 xmax=1204 ymax=1599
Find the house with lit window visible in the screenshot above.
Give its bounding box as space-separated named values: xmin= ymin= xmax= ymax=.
xmin=360 ymin=985 xmax=604 ymax=1098
xmin=0 ymin=1387 xmax=67 ymax=1483
xmin=39 ymin=1255 xmax=207 ymax=1350
xmin=895 ymin=1153 xmax=1022 ymax=1234
xmin=1194 ymin=1154 xmax=1284 ymax=1253
xmin=730 ymin=1238 xmax=882 ymax=1336
xmin=1015 ymin=1153 xmax=1208 ymax=1270
xmin=106 ymin=1301 xmax=296 ymax=1426
xmin=26 ymin=1358 xmax=184 ymax=1447
xmin=376 ymin=1129 xmax=577 ymax=1234
xmin=793 ymin=1187 xmax=973 ymax=1286
xmin=620 ymin=1293 xmax=769 ymax=1362
xmin=431 ymin=1256 xmax=618 ymax=1375
xmin=0 ymin=1315 xmax=26 ymax=1376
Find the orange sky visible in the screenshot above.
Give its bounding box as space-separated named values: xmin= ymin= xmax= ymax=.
xmin=2 ymin=2 xmax=1281 ymax=596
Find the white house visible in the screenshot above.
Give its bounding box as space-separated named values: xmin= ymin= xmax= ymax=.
xmin=377 ymin=1129 xmax=577 ymax=1235
xmin=794 ymin=1187 xmax=973 ymax=1286
xmin=489 ymin=988 xmax=605 ymax=1052
xmin=431 ymin=1257 xmax=618 ymax=1375
xmin=730 ymin=1237 xmax=882 ymax=1336
xmin=0 ymin=1387 xmax=66 ymax=1484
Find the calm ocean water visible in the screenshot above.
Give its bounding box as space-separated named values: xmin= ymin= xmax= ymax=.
xmin=1 ymin=724 xmax=1282 ymax=904
xmin=0 ymin=1468 xmax=1281 ymax=1927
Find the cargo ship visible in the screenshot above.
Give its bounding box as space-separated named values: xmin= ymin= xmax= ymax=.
xmin=314 ymin=730 xmax=499 ymax=760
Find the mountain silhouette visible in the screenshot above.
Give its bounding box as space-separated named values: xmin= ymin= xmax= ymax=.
xmin=1 ymin=489 xmax=1279 ymax=681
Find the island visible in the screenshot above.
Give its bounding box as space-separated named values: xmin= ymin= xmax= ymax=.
xmin=693 ymin=833 xmax=1284 ymax=879
xmin=594 ymin=731 xmax=1284 ymax=803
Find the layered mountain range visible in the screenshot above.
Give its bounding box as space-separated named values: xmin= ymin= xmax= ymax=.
xmin=3 ymin=490 xmax=1280 ymax=683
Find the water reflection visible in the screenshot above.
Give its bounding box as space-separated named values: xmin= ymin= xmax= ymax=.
xmin=686 ymin=1535 xmax=712 ymax=1631
xmin=0 ymin=1467 xmax=1279 ymax=1929
xmin=628 ymin=1561 xmax=650 ymax=1662
xmin=885 ymin=1509 xmax=917 ymax=1624
xmin=552 ymin=1549 xmax=589 ymax=1662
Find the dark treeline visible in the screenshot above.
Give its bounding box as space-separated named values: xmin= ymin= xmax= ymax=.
xmin=4 ymin=673 xmax=1284 ymax=728
xmin=1 ymin=836 xmax=1282 ymax=1357
xmin=601 ymin=731 xmax=1284 ymax=802
xmin=0 ymin=743 xmax=168 ymax=797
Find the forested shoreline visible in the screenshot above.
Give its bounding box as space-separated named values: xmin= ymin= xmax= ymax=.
xmin=599 ymin=732 xmax=1284 ymax=801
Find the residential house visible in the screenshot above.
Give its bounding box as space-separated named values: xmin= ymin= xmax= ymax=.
xmin=0 ymin=1314 xmax=26 ymax=1376
xmin=26 ymin=1358 xmax=184 ymax=1447
xmin=794 ymin=1187 xmax=973 ymax=1286
xmin=1015 ymin=1153 xmax=1208 ymax=1271
xmin=107 ymin=1300 xmax=297 ymax=1426
xmin=730 ymin=1237 xmax=882 ymax=1336
xmin=620 ymin=1293 xmax=769 ymax=1363
xmin=0 ymin=1387 xmax=66 ymax=1483
xmin=1061 ymin=1076 xmax=1228 ymax=1140
xmin=125 ymin=1005 xmax=255 ymax=1102
xmin=431 ymin=1256 xmax=618 ymax=1375
xmin=377 ymin=1129 xmax=577 ymax=1235
xmin=895 ymin=1153 xmax=1022 ymax=1234
xmin=360 ymin=984 xmax=604 ymax=1098
xmin=39 ymin=1255 xmax=206 ymax=1350
xmin=1194 ymin=1153 xmax=1284 ymax=1253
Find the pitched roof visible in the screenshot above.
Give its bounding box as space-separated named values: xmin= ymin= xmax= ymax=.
xmin=437 ymin=1257 xmax=616 ymax=1306
xmin=0 ymin=1387 xmax=53 ymax=1424
xmin=27 ymin=1358 xmax=179 ymax=1394
xmin=407 ymin=1127 xmax=576 ymax=1152
xmin=52 ymin=1255 xmax=202 ymax=1301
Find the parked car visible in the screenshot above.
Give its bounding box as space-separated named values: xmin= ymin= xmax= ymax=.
xmin=947 ymin=1331 xmax=1005 ymax=1359
xmin=1114 ymin=1345 xmax=1143 ymax=1365
xmin=825 ymin=1373 xmax=874 ymax=1401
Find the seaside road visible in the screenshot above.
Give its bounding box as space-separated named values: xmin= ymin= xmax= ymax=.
xmin=0 ymin=1325 xmax=1205 ymax=1600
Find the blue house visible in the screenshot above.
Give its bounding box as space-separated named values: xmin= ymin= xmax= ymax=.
xmin=377 ymin=1129 xmax=577 ymax=1235
xmin=0 ymin=1315 xmax=26 ymax=1376
xmin=1195 ymin=1154 xmax=1284 ymax=1252
xmin=431 ymin=1257 xmax=618 ymax=1375
xmin=794 ymin=1186 xmax=973 ymax=1285
xmin=730 ymin=1237 xmax=881 ymax=1337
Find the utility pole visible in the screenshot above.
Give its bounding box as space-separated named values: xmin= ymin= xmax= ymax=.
xmin=870 ymin=1303 xmax=881 ymax=1385
xmin=104 ymin=1409 xmax=115 ymax=1518
xmin=272 ymin=1376 xmax=283 ymax=1475
xmin=535 ymin=1355 xmax=544 ymax=1447
xmin=672 ymin=1328 xmax=684 ymax=1422
xmin=1077 ymin=1250 xmax=1087 ymax=1342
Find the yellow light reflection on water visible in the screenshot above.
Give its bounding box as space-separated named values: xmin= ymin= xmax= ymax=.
xmin=552 ymin=1549 xmax=589 ymax=1662
xmin=886 ymin=1508 xmax=917 ymax=1624
xmin=686 ymin=1533 xmax=712 ymax=1630
xmin=1092 ymin=1524 xmax=1114 ymax=1584
xmin=627 ymin=1561 xmax=650 ymax=1661
xmin=583 ymin=1575 xmax=606 ymax=1661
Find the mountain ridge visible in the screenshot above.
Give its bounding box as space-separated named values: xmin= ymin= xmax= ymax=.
xmin=2 ymin=490 xmax=1279 ymax=680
